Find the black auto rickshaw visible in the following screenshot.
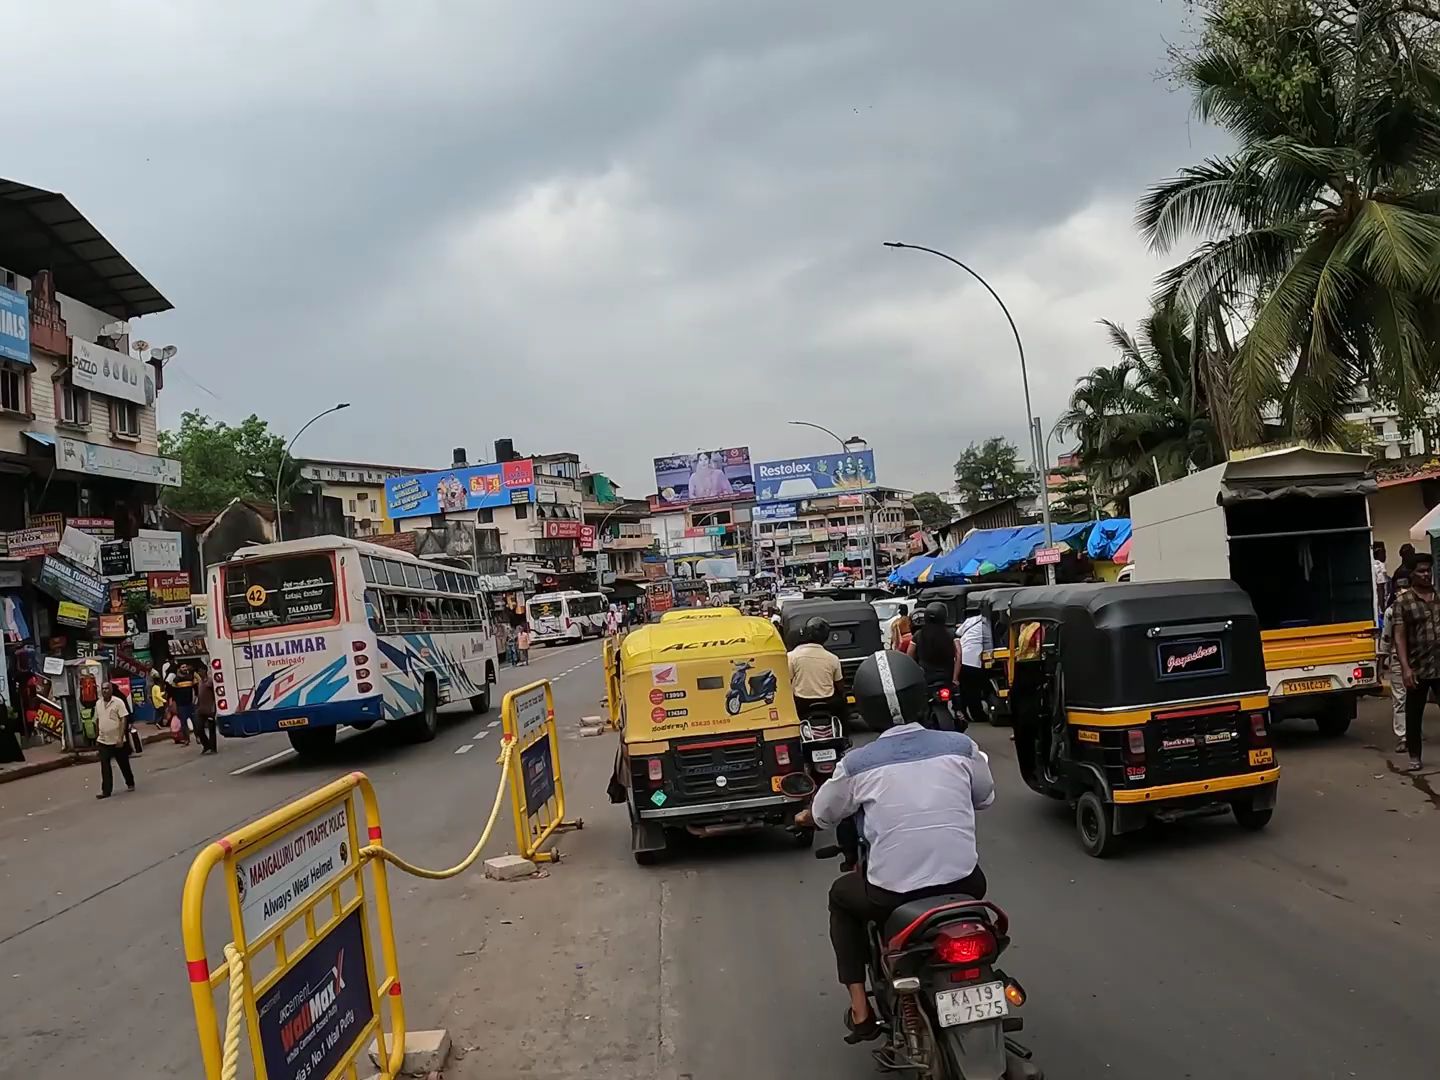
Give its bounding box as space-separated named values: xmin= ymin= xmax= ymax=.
xmin=915 ymin=583 xmax=1006 ymax=630
xmin=779 ymin=598 xmax=883 ymax=727
xmin=966 ymin=586 xmax=1026 ymax=724
xmin=1006 ymin=580 xmax=1279 ymax=857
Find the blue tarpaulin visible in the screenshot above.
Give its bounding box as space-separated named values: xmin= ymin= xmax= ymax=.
xmin=928 ymin=521 xmax=1100 ymax=579
xmin=887 ymin=554 xmax=936 ymax=586
xmin=1086 ymin=518 xmax=1132 ymax=560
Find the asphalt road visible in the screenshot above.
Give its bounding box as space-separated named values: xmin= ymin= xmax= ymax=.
xmin=1 ymin=646 xmax=1436 ymax=1080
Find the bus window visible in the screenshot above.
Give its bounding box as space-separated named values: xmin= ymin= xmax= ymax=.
xmin=418 ymin=565 xmax=437 ymax=592
xmin=365 ymin=589 xmax=385 ymax=633
xmin=386 ymin=561 xmax=408 ymax=588
xmin=225 ymin=553 xmax=337 ymax=631
xmin=404 ymin=564 xmax=422 ymax=590
xmin=382 ymin=593 xmax=401 ymax=631
xmin=362 ymin=556 xmax=383 ymax=584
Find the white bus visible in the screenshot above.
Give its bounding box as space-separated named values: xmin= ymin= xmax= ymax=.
xmin=525 ymin=590 xmax=606 ymax=644
xmin=205 ymin=536 xmax=499 ymax=757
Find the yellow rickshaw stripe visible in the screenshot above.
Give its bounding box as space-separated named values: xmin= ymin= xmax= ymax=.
xmin=1067 ymin=694 xmax=1269 ymax=727
xmin=1112 ymin=768 xmax=1280 ymax=803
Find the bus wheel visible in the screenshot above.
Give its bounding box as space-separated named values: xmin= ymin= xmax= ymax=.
xmin=287 ymin=727 xmax=337 ymax=758
xmin=470 ymin=687 xmax=491 ymax=714
xmin=410 ymin=679 xmax=440 ymax=742
xmin=1075 ymin=791 xmax=1119 ymax=858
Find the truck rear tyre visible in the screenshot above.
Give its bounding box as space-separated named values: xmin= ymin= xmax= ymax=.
xmin=287 ymin=727 xmax=337 ymax=758
xmin=1316 ymin=700 xmax=1354 ymax=736
xmin=410 ymin=680 xmax=440 ymax=742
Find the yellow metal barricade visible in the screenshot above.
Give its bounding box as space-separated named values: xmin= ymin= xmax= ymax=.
xmin=602 ymin=637 xmax=621 ymax=729
xmin=501 ymin=679 xmax=582 ymax=862
xmin=182 ymin=772 xmax=406 ymax=1080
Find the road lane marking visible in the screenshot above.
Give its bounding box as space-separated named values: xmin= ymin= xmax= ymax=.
xmin=473 ymin=730 xmax=490 ymax=740
xmin=455 ymin=743 xmax=474 ymax=754
xmin=230 ymin=748 xmax=296 ymax=776
xmin=488 ymin=720 xmax=500 ymax=728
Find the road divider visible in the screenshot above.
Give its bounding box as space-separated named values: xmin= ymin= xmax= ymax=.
xmin=501 ymin=679 xmax=582 ymax=862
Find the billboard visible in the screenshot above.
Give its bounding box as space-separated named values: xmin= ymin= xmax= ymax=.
xmin=651 ymin=448 xmax=754 ymax=507
xmin=753 ymin=449 xmax=876 ymax=503
xmin=385 ymin=460 xmax=536 ymax=520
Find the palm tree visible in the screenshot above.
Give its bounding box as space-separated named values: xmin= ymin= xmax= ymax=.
xmin=1138 ymin=0 xmax=1440 ymax=444
xmin=1056 ymin=306 xmax=1225 ymax=507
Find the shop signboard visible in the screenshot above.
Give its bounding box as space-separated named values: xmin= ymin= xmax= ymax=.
xmin=0 ymin=568 xmax=21 ymax=589
xmin=56 ymin=600 xmax=91 ymax=628
xmin=147 ymin=571 xmax=191 ymax=605
xmin=32 ymin=695 xmax=65 ymax=742
xmin=578 ymin=524 xmax=597 ymax=551
xmin=130 ymin=530 xmax=182 ymax=572
xmin=651 ymin=447 xmax=754 ymax=508
xmin=58 ymin=526 xmax=102 ymax=570
xmin=98 ymin=613 xmax=127 ymax=638
xmin=100 ymin=541 xmax=133 ymax=579
xmin=37 ymin=555 xmax=108 ymax=612
xmin=509 ymin=488 xmax=531 ymax=504
xmin=383 ymin=459 xmax=537 ymax=519
xmin=837 ymin=494 xmax=865 ymax=507
xmin=146 ymin=606 xmax=189 ymax=632
xmin=71 ymin=337 xmax=153 ymax=406
xmin=69 ymin=517 xmax=116 ymax=538
xmin=0 ymin=285 xmax=30 ymax=365
xmin=55 ymin=437 xmax=181 ymax=488
xmin=169 ymin=632 xmax=208 ymax=657
xmin=754 ymin=449 xmax=877 ymax=503
xmin=753 ymin=502 xmax=798 ymax=522
xmin=542 ymin=520 xmax=582 ymax=539
xmin=1034 ymin=546 xmax=1063 ymax=567
xmin=7 ymin=527 xmax=58 ymax=558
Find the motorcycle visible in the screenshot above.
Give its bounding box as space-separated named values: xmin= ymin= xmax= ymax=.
xmin=725 ymin=660 xmax=778 ymax=715
xmin=798 ymin=702 xmax=850 ymax=782
xmin=926 ymin=683 xmax=966 ymax=733
xmin=815 ymin=843 xmax=1043 ymax=1079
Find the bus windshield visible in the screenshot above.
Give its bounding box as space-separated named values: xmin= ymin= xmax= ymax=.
xmin=225 ymin=553 xmax=338 ymax=632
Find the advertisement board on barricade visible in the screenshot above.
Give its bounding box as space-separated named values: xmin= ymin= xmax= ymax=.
xmin=500 ymin=679 xmax=581 ymax=863
xmin=182 ymin=775 xmax=406 ymax=1080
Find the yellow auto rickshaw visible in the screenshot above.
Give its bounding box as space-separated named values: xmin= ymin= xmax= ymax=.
xmin=607 ymin=614 xmax=811 ymax=864
xmin=658 ymin=606 xmax=744 ymax=622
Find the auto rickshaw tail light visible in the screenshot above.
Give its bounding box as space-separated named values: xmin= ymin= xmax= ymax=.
xmin=933 ymin=923 xmax=996 ymax=965
xmin=647 ymin=759 xmax=663 ymax=782
xmin=1250 ymin=713 xmax=1267 ymax=739
xmin=1125 ymin=729 xmax=1146 ymax=759
xmin=774 ymin=744 xmax=791 ymax=767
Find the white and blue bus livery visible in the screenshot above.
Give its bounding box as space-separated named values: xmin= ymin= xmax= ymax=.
xmin=525 ymin=590 xmax=606 ymax=644
xmin=206 ymin=536 xmax=499 ymax=757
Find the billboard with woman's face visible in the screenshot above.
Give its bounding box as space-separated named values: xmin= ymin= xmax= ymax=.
xmin=652 ymin=448 xmax=754 ymax=507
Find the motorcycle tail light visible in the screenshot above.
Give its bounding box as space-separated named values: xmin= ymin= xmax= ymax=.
xmin=933 ymin=922 xmax=996 ymax=965
xmin=647 ymin=759 xmax=663 ymax=782
xmin=938 ymin=686 xmax=951 ymax=702
xmin=775 ymin=744 xmax=791 ymax=767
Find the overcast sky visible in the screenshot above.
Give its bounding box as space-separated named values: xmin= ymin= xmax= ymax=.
xmin=10 ymin=1 xmax=1224 ymax=496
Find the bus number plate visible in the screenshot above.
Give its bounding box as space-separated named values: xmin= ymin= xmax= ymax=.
xmin=278 ymin=717 xmax=309 ymax=729
xmin=1281 ymin=677 xmax=1335 ymax=695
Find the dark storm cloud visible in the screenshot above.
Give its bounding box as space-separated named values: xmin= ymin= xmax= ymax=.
xmin=8 ymin=1 xmax=1224 ymax=493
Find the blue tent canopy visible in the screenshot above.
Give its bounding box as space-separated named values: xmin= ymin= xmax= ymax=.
xmin=928 ymin=521 xmax=1100 ymax=579
xmin=887 ymin=553 xmax=936 ymax=586
xmin=1086 ymin=518 xmax=1132 ymax=560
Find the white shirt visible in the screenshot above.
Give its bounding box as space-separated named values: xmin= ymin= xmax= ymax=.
xmin=94 ymin=694 xmax=131 ymax=747
xmin=957 ymin=614 xmax=988 ymax=669
xmin=811 ymin=723 xmax=995 ymax=893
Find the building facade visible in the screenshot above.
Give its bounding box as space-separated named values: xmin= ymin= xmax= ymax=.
xmin=753 ymin=488 xmax=914 ymax=580
xmin=295 ymin=458 xmax=426 ymax=537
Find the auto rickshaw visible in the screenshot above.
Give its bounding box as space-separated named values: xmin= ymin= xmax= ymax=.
xmin=608 ymin=615 xmax=813 ymax=864
xmin=778 ymin=598 xmax=883 ymax=727
xmin=967 ymin=586 xmax=1025 ymax=724
xmin=915 ymin=583 xmax=1006 ymax=629
xmin=1006 ymin=580 xmax=1279 ymax=857
xmin=659 ymin=606 xmax=744 ymax=622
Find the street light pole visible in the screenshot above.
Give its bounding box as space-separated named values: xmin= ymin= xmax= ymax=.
xmin=591 ymin=504 xmax=626 ymax=595
xmin=883 ymin=242 xmax=1056 ymax=582
xmin=787 ymin=420 xmax=878 ymax=583
xmin=274 ymin=403 xmax=350 ymax=542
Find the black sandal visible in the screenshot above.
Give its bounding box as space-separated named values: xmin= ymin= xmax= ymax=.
xmin=843 ymin=1007 xmax=882 ymax=1044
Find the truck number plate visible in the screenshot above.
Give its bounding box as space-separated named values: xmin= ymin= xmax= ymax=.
xmin=1281 ymin=677 xmax=1335 ymax=695
xmin=935 ymin=981 xmax=1009 ymax=1028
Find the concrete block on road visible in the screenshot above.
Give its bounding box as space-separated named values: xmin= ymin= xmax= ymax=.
xmin=369 ymin=1028 xmax=451 ymax=1075
xmin=485 ymin=854 xmax=537 ymax=880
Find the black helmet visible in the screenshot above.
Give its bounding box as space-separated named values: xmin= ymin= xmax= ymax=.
xmin=924 ymin=601 xmax=949 ymax=626
xmin=911 ymin=608 xmax=927 ymax=628
xmin=853 ymin=650 xmax=929 ymax=731
xmin=803 ymin=616 xmax=832 ymax=646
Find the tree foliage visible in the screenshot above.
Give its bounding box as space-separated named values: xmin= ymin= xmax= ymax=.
xmin=953 ymin=437 xmax=1036 ymax=505
xmin=1149 ymin=0 xmax=1440 ymax=444
xmin=1056 ymin=306 xmax=1225 ymax=508
xmin=910 ymin=491 xmax=954 ymax=529
xmin=157 ymin=411 xmax=304 ymax=513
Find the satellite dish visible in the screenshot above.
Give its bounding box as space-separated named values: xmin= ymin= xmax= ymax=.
xmin=132 ymin=339 xmax=150 ymax=352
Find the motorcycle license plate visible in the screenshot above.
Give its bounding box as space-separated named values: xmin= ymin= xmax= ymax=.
xmin=811 ymin=748 xmax=837 ymax=763
xmin=935 ymin=981 xmax=1009 ymax=1028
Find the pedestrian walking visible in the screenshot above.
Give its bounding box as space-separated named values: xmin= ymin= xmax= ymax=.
xmin=194 ymin=666 xmax=219 ymax=755
xmin=94 ymin=682 xmax=135 ymax=799
xmin=504 ymin=622 xmax=518 ymax=666
xmin=1373 ymin=541 xmax=1390 ymax=617
xmin=953 ymin=610 xmax=991 ymax=727
xmin=169 ymin=661 xmax=197 ymax=745
xmin=1393 ymin=554 xmax=1440 ymax=771
xmin=1380 ymin=571 xmax=1411 ymax=752
xmin=517 ymin=625 xmax=532 ymax=666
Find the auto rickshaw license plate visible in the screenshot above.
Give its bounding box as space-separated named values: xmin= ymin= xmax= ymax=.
xmin=1249 ymin=747 xmax=1274 ymax=766
xmin=1281 ymin=677 xmax=1335 ymax=695
xmin=935 ymin=981 xmax=1009 ymax=1028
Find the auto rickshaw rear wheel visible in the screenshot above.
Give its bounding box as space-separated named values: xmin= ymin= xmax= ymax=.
xmin=1233 ymin=804 xmax=1273 ymax=830
xmin=1075 ymin=791 xmax=1118 ymax=858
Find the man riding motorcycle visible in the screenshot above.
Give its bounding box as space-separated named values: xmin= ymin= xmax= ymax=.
xmin=795 ymin=649 xmax=996 ymax=1042
xmin=788 ymin=616 xmax=847 ymax=721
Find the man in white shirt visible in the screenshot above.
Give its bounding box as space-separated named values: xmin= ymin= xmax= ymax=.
xmin=94 ymin=682 xmax=136 ymax=799
xmin=953 ymin=610 xmax=991 ymax=727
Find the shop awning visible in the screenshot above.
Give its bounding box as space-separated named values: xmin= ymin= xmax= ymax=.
xmin=1086 ymin=518 xmax=1132 ymax=560
xmin=887 ymin=554 xmax=935 ymax=586
xmin=22 ymin=430 xmax=55 ymax=448
xmin=929 ymin=521 xmax=1097 ymax=579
